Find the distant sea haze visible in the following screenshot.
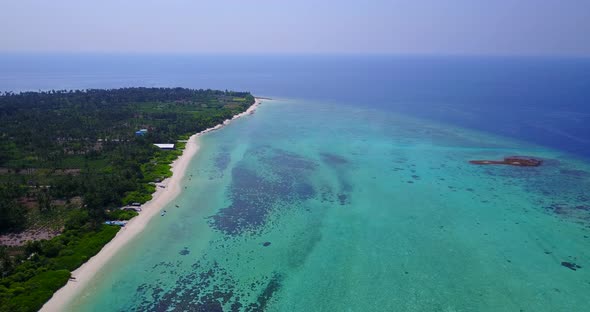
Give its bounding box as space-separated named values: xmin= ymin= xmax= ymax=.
xmin=1 ymin=54 xmax=589 ymax=158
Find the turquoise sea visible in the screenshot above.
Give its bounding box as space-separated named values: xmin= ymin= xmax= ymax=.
xmin=2 ymin=55 xmax=589 ymax=311
xmin=63 ymin=98 xmax=590 ymax=311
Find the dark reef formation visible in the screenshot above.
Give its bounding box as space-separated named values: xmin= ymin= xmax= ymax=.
xmin=134 ymin=260 xmax=283 ymax=312
xmin=208 ymin=146 xmax=317 ymax=236
xmin=561 ymin=261 xmax=582 ymax=271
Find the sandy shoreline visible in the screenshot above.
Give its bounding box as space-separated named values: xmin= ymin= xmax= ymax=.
xmin=40 ymin=98 xmax=262 ymax=312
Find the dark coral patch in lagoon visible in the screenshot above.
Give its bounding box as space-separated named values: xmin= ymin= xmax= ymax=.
xmin=133 ymin=259 xmax=284 ymax=311
xmin=214 ymin=152 xmax=231 ymax=172
xmin=247 ymin=273 xmax=283 ymax=311
xmin=208 ymin=147 xmax=317 ymax=236
xmin=337 ymin=193 xmax=349 ymax=205
xmin=320 ymin=152 xmax=349 ymax=165
xmin=545 ymin=203 xmax=590 ymax=223
xmin=559 ymin=169 xmax=590 ymax=178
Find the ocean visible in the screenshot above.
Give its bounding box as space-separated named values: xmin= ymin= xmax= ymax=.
xmin=2 ymin=54 xmax=590 ymax=311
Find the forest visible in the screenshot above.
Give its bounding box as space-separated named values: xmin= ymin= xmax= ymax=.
xmin=0 ymin=87 xmax=255 ymax=311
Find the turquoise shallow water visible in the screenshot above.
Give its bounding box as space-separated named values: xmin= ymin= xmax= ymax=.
xmin=69 ymin=99 xmax=590 ymax=311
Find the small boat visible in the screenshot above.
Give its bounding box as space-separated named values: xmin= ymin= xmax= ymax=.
xmin=161 ymin=211 xmax=166 ymax=216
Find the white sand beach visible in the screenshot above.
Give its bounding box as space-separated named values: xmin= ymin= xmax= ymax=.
xmin=40 ymin=98 xmax=263 ymax=312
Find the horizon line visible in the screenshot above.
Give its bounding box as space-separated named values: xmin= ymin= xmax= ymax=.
xmin=1 ymin=51 xmax=590 ymax=60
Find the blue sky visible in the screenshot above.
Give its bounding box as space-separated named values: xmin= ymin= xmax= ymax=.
xmin=1 ymin=0 xmax=589 ymax=56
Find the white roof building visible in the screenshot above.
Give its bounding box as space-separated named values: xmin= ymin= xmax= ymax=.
xmin=154 ymin=143 xmax=175 ymax=149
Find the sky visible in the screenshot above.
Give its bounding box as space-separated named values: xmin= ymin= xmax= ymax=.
xmin=1 ymin=0 xmax=589 ymax=56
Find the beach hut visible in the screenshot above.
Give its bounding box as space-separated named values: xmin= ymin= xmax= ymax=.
xmin=122 ymin=206 xmax=142 ymax=212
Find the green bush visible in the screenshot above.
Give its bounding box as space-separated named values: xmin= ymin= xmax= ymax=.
xmin=107 ymin=209 xmax=138 ymax=220
xmin=0 ymin=270 xmax=70 ymax=312
xmin=64 ymin=209 xmax=90 ymax=230
xmin=0 ymin=225 xmax=119 ymax=312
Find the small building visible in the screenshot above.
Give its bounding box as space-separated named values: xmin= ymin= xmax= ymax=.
xmin=135 ymin=129 xmax=148 ymax=136
xmin=122 ymin=206 xmax=142 ymax=212
xmin=154 ymin=143 xmax=175 ymax=150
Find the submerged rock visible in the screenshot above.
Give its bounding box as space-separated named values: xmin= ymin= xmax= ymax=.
xmin=263 ymin=242 xmax=271 ymax=247
xmin=561 ymin=261 xmax=582 ymax=271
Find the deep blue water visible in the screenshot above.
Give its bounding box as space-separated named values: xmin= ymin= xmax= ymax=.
xmin=1 ymin=54 xmax=589 ymax=157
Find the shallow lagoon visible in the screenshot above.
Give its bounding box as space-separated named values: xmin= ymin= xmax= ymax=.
xmin=69 ymin=99 xmax=590 ymax=311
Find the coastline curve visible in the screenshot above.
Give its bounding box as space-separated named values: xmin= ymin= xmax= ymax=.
xmin=39 ymin=98 xmax=263 ymax=312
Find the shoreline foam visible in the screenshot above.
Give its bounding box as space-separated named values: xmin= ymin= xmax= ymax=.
xmin=40 ymin=98 xmax=263 ymax=312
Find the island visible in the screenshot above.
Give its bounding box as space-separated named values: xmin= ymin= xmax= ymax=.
xmin=469 ymin=156 xmax=543 ymax=167
xmin=0 ymin=88 xmax=258 ymax=312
